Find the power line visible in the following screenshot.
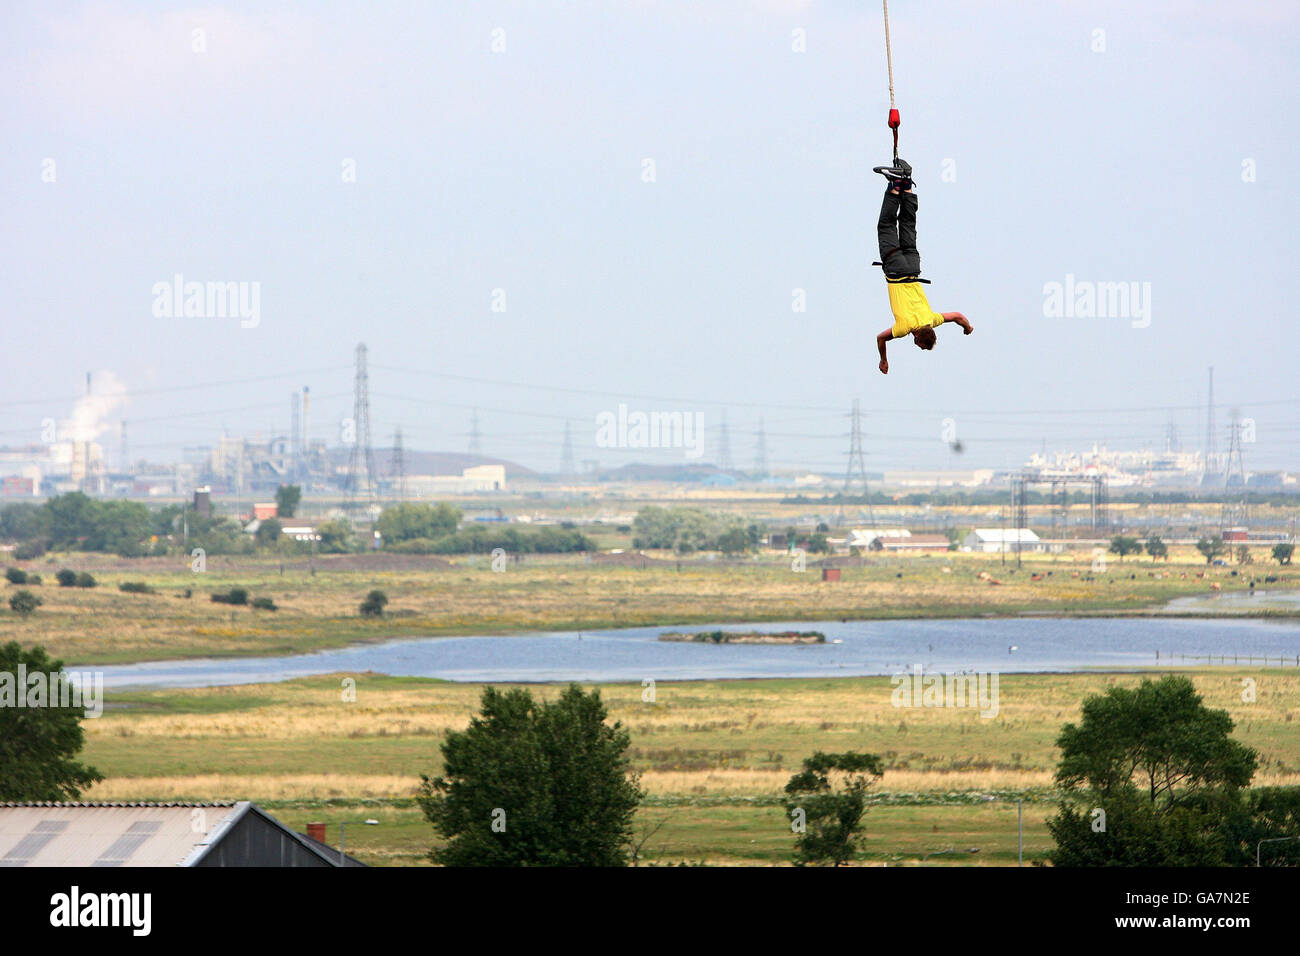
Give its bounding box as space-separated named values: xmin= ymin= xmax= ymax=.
xmin=468 ymin=409 xmax=483 ymax=456
xmin=717 ymin=410 xmax=732 ymax=471
xmin=0 ymin=367 xmax=349 ymax=409
xmin=392 ymin=425 xmax=406 ymax=501
xmin=369 ymin=363 xmax=1300 ymax=418
xmin=843 ymin=399 xmax=875 ymax=527
xmin=344 ymin=343 xmax=377 ymax=514
xmin=560 ymin=420 xmax=577 ymax=477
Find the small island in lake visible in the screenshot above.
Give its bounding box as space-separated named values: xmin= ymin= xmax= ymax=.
xmin=658 ymin=630 xmax=826 ymax=645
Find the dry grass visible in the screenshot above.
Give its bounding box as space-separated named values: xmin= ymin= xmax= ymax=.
xmin=88 ymin=774 xmax=418 ymax=801
xmin=85 ymin=670 xmax=1300 ymax=803
xmin=7 ymin=543 xmax=1291 ymax=665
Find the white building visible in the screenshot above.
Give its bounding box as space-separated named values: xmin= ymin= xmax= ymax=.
xmin=847 ymin=528 xmax=911 ymax=550
xmin=962 ymin=528 xmax=1043 ymax=553
xmin=406 ymin=464 xmax=506 ymax=495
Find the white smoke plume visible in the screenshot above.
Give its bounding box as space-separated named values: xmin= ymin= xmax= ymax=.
xmin=63 ymin=370 xmax=128 ymax=443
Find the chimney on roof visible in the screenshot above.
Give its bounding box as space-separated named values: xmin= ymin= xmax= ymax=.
xmin=306 ymin=822 xmax=327 ymax=843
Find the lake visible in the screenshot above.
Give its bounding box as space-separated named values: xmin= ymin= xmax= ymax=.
xmin=95 ymin=616 xmax=1300 ymax=690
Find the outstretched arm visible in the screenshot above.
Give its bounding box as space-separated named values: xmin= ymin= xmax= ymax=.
xmin=941 ymin=312 xmax=973 ymax=334
xmin=876 ymin=329 xmax=893 ymax=374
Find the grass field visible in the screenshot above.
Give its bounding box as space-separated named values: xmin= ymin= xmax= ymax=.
xmin=80 ymin=669 xmax=1300 ymax=866
xmin=4 ymin=545 xmax=1293 ymax=666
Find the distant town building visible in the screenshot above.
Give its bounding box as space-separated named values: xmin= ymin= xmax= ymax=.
xmin=962 ymin=528 xmax=1043 ymax=553
xmin=1 ymin=476 xmax=35 ymax=497
xmin=278 ymin=519 xmax=319 ymax=540
xmin=847 ymin=528 xmax=906 ymax=549
xmin=406 ymin=464 xmax=506 ymax=495
xmin=846 ymin=529 xmax=951 ymax=552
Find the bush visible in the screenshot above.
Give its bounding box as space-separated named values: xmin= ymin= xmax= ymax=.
xmin=805 ymin=533 xmax=832 ymax=555
xmin=27 ymin=574 xmax=41 ymax=586
xmin=118 ymin=581 xmax=153 ymax=594
xmin=5 ymin=568 xmax=27 ymax=585
xmin=74 ymin=572 xmax=96 ymax=589
xmin=391 ymin=526 xmax=593 ymax=556
xmin=210 ymin=587 xmax=249 ymax=606
xmin=251 ymin=597 xmax=278 ymax=611
xmin=359 ymin=589 xmax=388 ymax=617
xmin=8 ymin=590 xmax=41 ymax=617
xmin=14 ymin=540 xmax=47 ymax=561
xmin=55 ymin=569 xmax=78 ymax=587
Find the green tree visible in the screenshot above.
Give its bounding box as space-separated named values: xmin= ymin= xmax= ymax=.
xmin=1108 ymin=536 xmax=1142 ymax=562
xmin=716 ymin=527 xmax=751 ymax=556
xmin=1196 ymin=537 xmax=1227 ymax=564
xmin=41 ymin=492 xmax=98 ymax=549
xmin=84 ymin=500 xmax=151 ymax=555
xmin=55 ymin=569 xmax=77 ymax=587
xmin=359 ymin=589 xmax=388 ymax=617
xmin=0 ymin=642 xmax=103 ymax=800
xmin=255 ymin=517 xmax=283 ymax=548
xmin=806 ymin=532 xmax=832 ymax=555
xmin=1272 ymin=543 xmax=1294 ymax=566
xmin=1048 ymin=676 xmax=1259 ymax=866
xmin=630 ymin=506 xmax=744 ymax=553
xmin=418 ymin=684 xmax=644 ymax=866
xmin=275 ymin=484 xmax=301 ymax=518
xmin=1144 ymin=536 xmax=1168 ymax=561
xmin=783 ymin=751 xmax=884 ymax=866
xmin=0 ymin=503 xmax=43 ymax=542
xmin=375 ymin=502 xmax=462 ymax=545
xmin=317 ymin=518 xmax=357 ymax=554
xmin=8 ymin=590 xmax=41 ymax=617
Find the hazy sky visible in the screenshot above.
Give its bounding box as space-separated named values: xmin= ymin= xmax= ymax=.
xmin=3 ymin=0 xmax=1298 ymax=476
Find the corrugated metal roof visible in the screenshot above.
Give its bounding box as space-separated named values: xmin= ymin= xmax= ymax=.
xmin=968 ymin=528 xmax=1041 ymax=542
xmin=0 ymin=801 xmax=361 ymax=867
xmin=1 ymin=801 xmax=235 ymax=808
xmin=0 ymin=803 xmax=243 ymax=867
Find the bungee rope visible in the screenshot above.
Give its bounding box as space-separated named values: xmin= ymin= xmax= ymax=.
xmin=883 ymin=0 xmax=901 ymax=164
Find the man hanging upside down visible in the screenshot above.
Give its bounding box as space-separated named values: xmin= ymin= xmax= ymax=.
xmin=874 ymin=159 xmax=972 ymax=374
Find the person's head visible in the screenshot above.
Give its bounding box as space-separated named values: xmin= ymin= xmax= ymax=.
xmin=912 ymin=327 xmax=937 ymax=351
